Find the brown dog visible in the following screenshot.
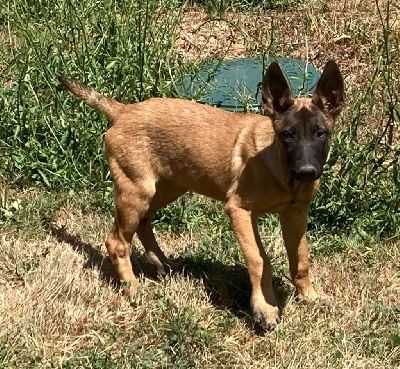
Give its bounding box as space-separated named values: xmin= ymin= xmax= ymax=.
xmin=59 ymin=60 xmax=344 ymax=331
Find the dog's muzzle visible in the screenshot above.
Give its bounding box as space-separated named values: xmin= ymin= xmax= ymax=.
xmin=294 ymin=165 xmax=319 ymax=182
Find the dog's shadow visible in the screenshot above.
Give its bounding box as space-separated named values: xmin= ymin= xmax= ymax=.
xmin=49 ymin=224 xmax=292 ymax=330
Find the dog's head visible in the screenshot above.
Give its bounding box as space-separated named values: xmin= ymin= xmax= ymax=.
xmin=261 ymin=60 xmax=344 ymax=182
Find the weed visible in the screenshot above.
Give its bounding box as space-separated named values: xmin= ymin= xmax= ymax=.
xmin=1 ymin=0 xmax=399 ymax=243
xmin=0 ymin=0 xmax=186 ymax=189
xmin=309 ymin=0 xmax=399 ymax=242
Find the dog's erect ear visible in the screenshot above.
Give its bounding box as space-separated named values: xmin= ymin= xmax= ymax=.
xmin=261 ymin=62 xmax=294 ymax=117
xmin=312 ymin=60 xmax=344 ymax=118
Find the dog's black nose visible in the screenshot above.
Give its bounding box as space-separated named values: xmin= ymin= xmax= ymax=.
xmin=296 ymin=165 xmax=317 ymax=182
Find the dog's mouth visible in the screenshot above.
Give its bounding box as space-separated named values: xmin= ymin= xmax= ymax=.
xmin=294 ymin=173 xmax=320 ymax=182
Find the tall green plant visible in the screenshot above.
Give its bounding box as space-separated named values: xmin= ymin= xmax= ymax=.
xmin=0 ymin=0 xmax=185 ymax=189
xmin=188 ymin=0 xmax=303 ymax=15
xmin=309 ymin=0 xmax=399 ymax=242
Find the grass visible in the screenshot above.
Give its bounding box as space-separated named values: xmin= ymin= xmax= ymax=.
xmin=0 ymin=0 xmax=186 ymax=189
xmin=0 ymin=0 xmax=398 ymax=240
xmin=0 ymin=188 xmax=399 ymax=368
xmin=0 ymin=0 xmax=399 ymax=367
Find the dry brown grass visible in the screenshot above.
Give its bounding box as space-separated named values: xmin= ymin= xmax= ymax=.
xmin=0 ymin=188 xmax=399 ymax=367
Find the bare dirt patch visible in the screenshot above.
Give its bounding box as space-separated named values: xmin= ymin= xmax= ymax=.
xmin=177 ymin=1 xmax=399 ymax=88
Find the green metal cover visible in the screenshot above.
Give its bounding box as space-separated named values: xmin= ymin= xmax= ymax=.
xmin=177 ymin=57 xmax=320 ymax=112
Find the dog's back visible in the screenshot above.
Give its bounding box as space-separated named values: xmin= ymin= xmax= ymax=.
xmin=105 ymin=98 xmax=274 ymax=201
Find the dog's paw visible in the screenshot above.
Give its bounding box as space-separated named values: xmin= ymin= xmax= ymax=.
xmin=120 ymin=279 xmax=138 ymax=301
xmin=252 ymin=303 xmax=281 ymax=332
xmin=297 ymin=289 xmax=333 ymax=307
xmin=146 ymin=252 xmax=177 ymax=276
xmin=155 ymin=260 xmax=178 ymax=276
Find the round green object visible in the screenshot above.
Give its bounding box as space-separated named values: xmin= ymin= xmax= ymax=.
xmin=177 ymin=57 xmax=321 ymax=112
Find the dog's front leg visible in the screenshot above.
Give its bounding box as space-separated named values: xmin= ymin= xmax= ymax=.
xmin=226 ymin=203 xmax=280 ymax=331
xmin=279 ymin=207 xmax=319 ymax=302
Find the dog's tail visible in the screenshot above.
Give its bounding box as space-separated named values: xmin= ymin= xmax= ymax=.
xmin=58 ymin=76 xmax=122 ymax=119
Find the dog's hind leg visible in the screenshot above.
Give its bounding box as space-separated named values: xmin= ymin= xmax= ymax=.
xmin=105 ymin=177 xmax=156 ymax=300
xmin=137 ymin=217 xmax=174 ymax=275
xmin=137 ymin=181 xmax=187 ymax=275
xmin=106 ymin=219 xmax=138 ymax=299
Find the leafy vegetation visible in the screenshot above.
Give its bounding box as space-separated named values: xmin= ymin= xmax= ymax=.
xmin=1 ymin=0 xmax=398 ymax=241
xmin=188 ymin=0 xmax=304 ymax=15
xmin=0 ymin=0 xmax=185 ymax=190
xmin=310 ymin=0 xmax=399 ymax=242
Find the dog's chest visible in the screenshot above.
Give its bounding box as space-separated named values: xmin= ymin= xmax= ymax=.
xmin=234 ymin=180 xmax=318 ymax=214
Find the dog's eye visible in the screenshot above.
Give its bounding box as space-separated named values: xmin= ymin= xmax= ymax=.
xmin=316 ymin=130 xmax=326 ymax=138
xmin=283 ymin=131 xmax=294 ymax=141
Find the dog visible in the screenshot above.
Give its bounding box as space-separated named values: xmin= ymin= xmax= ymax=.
xmin=59 ymin=60 xmax=344 ymax=331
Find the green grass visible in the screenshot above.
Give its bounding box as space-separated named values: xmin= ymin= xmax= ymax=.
xmin=188 ymin=0 xmax=304 ymax=15
xmin=1 ymin=0 xmax=398 ymax=241
xmin=0 ymin=0 xmax=186 ymax=190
